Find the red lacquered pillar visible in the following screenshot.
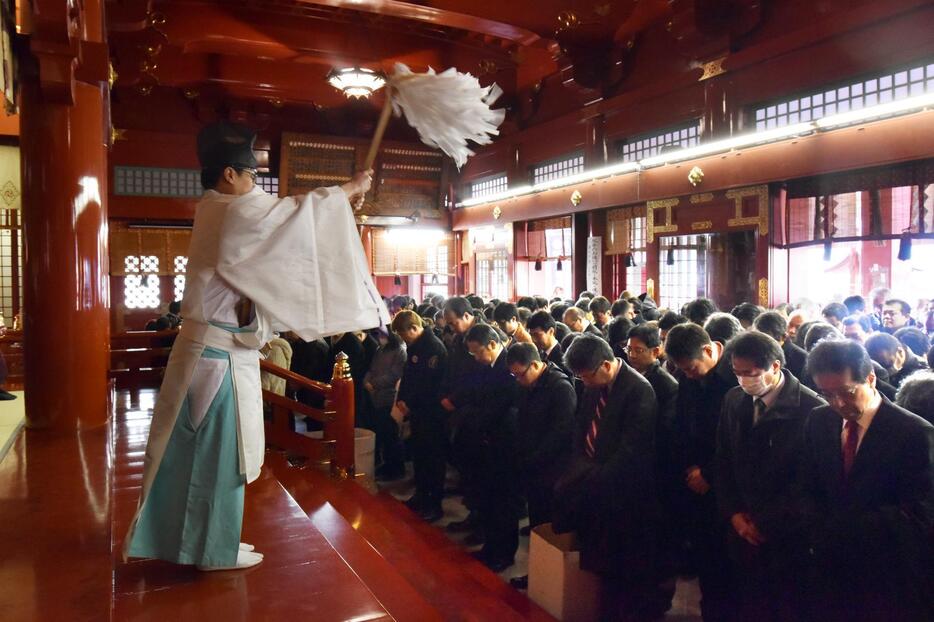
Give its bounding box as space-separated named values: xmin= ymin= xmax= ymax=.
xmin=20 ymin=78 xmax=110 ymax=430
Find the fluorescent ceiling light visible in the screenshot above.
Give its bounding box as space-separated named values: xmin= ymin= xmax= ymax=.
xmin=639 ymin=122 xmax=815 ymax=167
xmin=456 ymin=93 xmax=934 ymax=208
xmin=458 ymin=185 xmax=533 ymax=208
xmin=815 ymin=92 xmax=934 ymax=129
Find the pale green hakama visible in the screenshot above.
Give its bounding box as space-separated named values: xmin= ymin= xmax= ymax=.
xmin=127 ymin=345 xmax=245 ymax=568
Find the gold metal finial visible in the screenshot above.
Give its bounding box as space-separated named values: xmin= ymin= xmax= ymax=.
xmin=688 ymin=166 xmax=704 ymax=187
xmin=570 ymin=190 xmax=583 ymax=206
xmin=111 ymin=127 xmax=126 ymax=143
xmin=108 ymin=62 xmax=118 ymax=89
xmin=333 ymin=351 xmax=352 ymax=380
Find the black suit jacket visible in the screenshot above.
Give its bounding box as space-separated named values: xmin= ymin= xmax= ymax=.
xmin=643 ymin=362 xmax=680 ymax=496
xmin=801 ymin=399 xmax=934 ymax=621
xmin=554 ymin=359 xmax=659 ymax=579
xmin=516 ymin=363 xmax=576 ymax=486
xmin=716 ymin=371 xmax=825 ymax=552
xmin=781 ymin=339 xmax=807 ymax=380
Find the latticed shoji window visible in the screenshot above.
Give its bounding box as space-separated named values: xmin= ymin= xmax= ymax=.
xmin=422 ymin=245 xmax=450 ymax=297
xmin=618 ymin=122 xmax=700 ymax=163
xmin=753 ymin=59 xmax=934 ymax=130
xmin=475 ymin=250 xmax=508 ymax=300
xmin=371 ymin=228 xmax=454 ymax=278
xmin=470 ymin=174 xmax=508 ymax=199
xmin=532 ymin=152 xmax=584 ymax=185
xmin=606 ymin=207 xmax=647 ymax=294
xmin=256 ymin=175 xmax=279 ymax=195
xmin=0 ymin=208 xmax=22 ymax=323
xmin=124 ymin=255 xmax=161 ymax=309
xmin=110 ymin=224 xmax=191 ymax=309
xmin=173 ymin=255 xmax=188 ymax=302
xmin=659 ymin=235 xmax=705 ymax=312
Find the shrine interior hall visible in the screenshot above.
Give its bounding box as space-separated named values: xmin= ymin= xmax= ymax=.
xmin=2 ymin=0 xmax=934 ymax=620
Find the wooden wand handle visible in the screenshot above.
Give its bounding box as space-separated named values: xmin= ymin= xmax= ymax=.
xmin=355 ymin=91 xmax=394 ymax=211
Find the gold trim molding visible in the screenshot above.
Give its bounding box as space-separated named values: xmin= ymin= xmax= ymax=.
xmin=689 ymin=193 xmax=714 ymax=204
xmin=691 ymin=221 xmax=712 ymax=231
xmin=758 ymin=278 xmax=769 ymax=307
xmin=647 ymin=197 xmax=679 ymax=243
xmin=726 ymin=184 xmax=769 ymax=236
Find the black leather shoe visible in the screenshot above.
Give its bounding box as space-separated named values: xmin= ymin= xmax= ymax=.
xmin=418 ymin=505 xmax=444 ymax=523
xmin=483 ymin=556 xmax=514 ymax=573
xmin=0 ymin=390 xmax=16 ymax=401
xmin=375 ymin=464 xmax=406 ymax=482
xmin=446 ymin=513 xmax=479 ymax=533
xmin=403 ymin=495 xmax=427 ymax=512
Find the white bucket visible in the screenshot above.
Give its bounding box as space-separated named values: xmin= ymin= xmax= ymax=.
xmin=301 ymin=427 xmax=376 ymax=478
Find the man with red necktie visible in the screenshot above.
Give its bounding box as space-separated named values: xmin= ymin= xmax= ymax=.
xmin=803 ymin=339 xmax=934 ymax=622
xmin=554 ymin=334 xmax=662 ymax=621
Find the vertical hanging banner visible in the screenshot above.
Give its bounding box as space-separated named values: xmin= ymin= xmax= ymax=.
xmin=586 ymin=236 xmax=602 ymax=295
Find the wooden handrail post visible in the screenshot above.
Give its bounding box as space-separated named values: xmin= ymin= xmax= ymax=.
xmin=327 ymin=351 xmax=355 ymax=479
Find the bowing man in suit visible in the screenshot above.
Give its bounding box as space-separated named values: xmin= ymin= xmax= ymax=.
xmin=554 ymin=334 xmax=661 ymax=621
xmin=802 ymin=339 xmax=934 ymax=622
xmin=464 ymin=324 xmax=521 ymax=572
xmin=716 ymin=331 xmax=826 ymax=621
xmin=527 ymin=310 xmax=570 ymax=376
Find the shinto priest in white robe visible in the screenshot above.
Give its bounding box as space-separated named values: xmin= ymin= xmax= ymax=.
xmin=124 ymin=184 xmax=389 ymax=567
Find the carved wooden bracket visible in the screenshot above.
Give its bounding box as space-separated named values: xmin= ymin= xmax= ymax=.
xmin=29 ymin=0 xmax=83 ymax=104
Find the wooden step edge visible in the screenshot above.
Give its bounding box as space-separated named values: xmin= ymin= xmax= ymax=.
xmin=267 ymin=453 xmax=555 ymax=622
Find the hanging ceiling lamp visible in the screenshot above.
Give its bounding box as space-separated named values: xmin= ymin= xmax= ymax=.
xmin=625 ymin=252 xmax=636 ymax=268
xmin=556 ymin=257 xmax=563 ymax=271
xmin=327 ymin=67 xmax=387 ymax=99
xmin=534 ymin=257 xmax=543 ymax=271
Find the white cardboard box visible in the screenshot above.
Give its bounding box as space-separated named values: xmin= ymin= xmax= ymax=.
xmin=528 ymin=523 xmax=602 ymax=622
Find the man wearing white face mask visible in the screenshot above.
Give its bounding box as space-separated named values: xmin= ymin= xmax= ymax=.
xmin=715 ymin=331 xmax=826 ymax=621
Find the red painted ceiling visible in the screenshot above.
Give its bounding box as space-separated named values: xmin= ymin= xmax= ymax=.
xmin=107 ymin=1 xmax=748 ymax=114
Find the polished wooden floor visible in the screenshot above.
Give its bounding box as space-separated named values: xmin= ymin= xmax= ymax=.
xmin=0 ymin=390 xmax=553 ymax=621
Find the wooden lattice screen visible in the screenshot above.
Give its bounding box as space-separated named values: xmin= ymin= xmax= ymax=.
xmin=280 ymin=132 xmax=447 ymax=220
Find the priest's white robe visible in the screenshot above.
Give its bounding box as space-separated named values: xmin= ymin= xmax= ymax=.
xmin=124 ymin=185 xmax=389 ymax=562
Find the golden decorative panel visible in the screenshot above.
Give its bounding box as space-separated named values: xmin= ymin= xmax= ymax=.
xmin=699 ymin=56 xmax=727 ymax=81
xmin=646 ymin=197 xmax=679 ymax=243
xmin=758 ymin=278 xmax=769 ymax=307
xmin=726 ymin=184 xmax=769 ymax=236
xmin=691 ymin=221 xmax=713 ymax=231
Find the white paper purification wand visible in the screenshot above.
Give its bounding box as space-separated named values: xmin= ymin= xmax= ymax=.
xmin=356 ymin=63 xmax=506 ymax=210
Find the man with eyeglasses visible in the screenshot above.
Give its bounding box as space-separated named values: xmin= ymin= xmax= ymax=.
xmin=553 ymin=334 xmax=662 ymax=621
xmin=715 ymin=331 xmax=825 ymax=620
xmin=881 ymin=298 xmax=916 ymax=333
xmin=801 ymin=339 xmax=934 ymax=621
xmin=124 ymin=121 xmax=386 ymax=571
xmin=505 ymin=342 xmax=576 ymax=589
xmin=626 ymin=324 xmax=681 ymax=607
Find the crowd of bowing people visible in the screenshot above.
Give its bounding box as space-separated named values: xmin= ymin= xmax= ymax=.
xmin=265 ymin=288 xmax=933 ymax=622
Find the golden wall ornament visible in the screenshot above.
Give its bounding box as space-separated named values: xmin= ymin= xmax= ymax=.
xmin=646 ymin=197 xmax=679 ymax=243
xmin=108 ymin=62 xmax=118 ymax=89
xmin=688 ymin=166 xmax=704 ymax=187
xmin=758 ymin=278 xmax=769 ymax=307
xmin=690 ymin=193 xmax=714 ymax=204
xmin=570 ymin=190 xmax=583 ymax=206
xmin=726 ymin=184 xmax=769 ymax=235
xmin=493 ymin=205 xmax=502 ymax=220
xmin=699 ymin=56 xmax=727 ymax=81
xmin=691 ymin=221 xmax=712 ymax=231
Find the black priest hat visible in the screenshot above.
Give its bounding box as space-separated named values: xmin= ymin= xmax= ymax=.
xmin=197 ymin=121 xmax=258 ymax=170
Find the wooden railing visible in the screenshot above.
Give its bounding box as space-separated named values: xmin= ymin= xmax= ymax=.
xmin=260 ymin=354 xmax=356 ymax=479
xmin=0 ymin=330 xmax=23 ymax=390
xmin=107 ymin=329 xmax=357 ymax=478
xmin=110 ymin=329 xmax=177 ymax=388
